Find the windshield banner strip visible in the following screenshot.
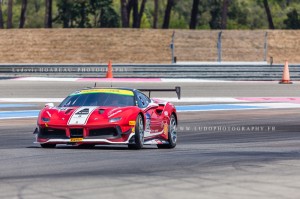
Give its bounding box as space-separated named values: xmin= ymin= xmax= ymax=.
xmin=76 ymin=89 xmax=134 ymax=96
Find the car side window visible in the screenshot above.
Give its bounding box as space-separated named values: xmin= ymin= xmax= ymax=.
xmin=136 ymin=92 xmax=150 ymax=108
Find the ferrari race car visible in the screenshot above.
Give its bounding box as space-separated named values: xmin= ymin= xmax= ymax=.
xmin=34 ymin=87 xmax=180 ymax=149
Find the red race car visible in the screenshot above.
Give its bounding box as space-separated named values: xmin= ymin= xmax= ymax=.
xmin=34 ymin=87 xmax=180 ymax=149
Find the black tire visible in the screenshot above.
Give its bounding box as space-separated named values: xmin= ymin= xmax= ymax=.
xmin=40 ymin=143 xmax=56 ymax=148
xmin=128 ymin=114 xmax=144 ymax=150
xmin=157 ymin=114 xmax=177 ymax=149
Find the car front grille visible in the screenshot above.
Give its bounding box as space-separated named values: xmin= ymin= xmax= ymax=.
xmin=70 ymin=128 xmax=84 ymax=138
xmin=88 ymin=127 xmax=119 ymax=139
xmin=39 ymin=128 xmax=67 ymax=139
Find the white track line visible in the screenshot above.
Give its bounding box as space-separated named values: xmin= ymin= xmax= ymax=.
xmin=13 ymin=77 xmax=79 ymax=81
xmin=249 ymin=102 xmax=300 ymax=109
xmin=0 ymin=98 xmax=64 ymax=102
xmin=11 ymin=77 xmax=300 ymax=83
xmin=11 ymin=77 xmax=244 ymax=83
xmin=160 ymin=78 xmax=228 ymax=83
xmin=155 ymin=97 xmax=245 ymax=103
xmin=0 ymin=116 xmax=38 ymax=120
xmin=0 ymin=97 xmax=246 ymax=103
xmin=1 ymin=97 xmax=300 ymax=103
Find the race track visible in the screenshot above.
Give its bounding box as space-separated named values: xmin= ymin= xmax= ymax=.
xmin=0 ymin=79 xmax=300 ymax=199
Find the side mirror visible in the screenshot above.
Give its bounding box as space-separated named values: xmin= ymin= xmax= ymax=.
xmin=45 ymin=103 xmax=54 ymax=108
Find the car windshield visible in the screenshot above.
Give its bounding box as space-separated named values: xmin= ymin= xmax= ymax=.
xmin=58 ymin=92 xmax=135 ymax=107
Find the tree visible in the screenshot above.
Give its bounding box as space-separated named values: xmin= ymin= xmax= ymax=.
xmin=61 ymin=0 xmax=71 ymax=28
xmin=263 ymin=0 xmax=275 ymax=29
xmin=120 ymin=0 xmax=129 ymax=27
xmin=190 ymin=0 xmax=200 ymax=29
xmin=284 ymin=9 xmax=300 ymax=29
xmin=98 ymin=6 xmax=119 ymax=27
xmin=162 ymin=0 xmax=175 ymax=29
xmin=119 ymin=0 xmax=146 ymax=28
xmin=19 ymin=0 xmax=28 ymax=28
xmin=132 ymin=0 xmax=139 ymax=27
xmin=55 ymin=0 xmax=89 ymax=28
xmin=45 ymin=0 xmax=52 ymax=28
xmin=126 ymin=0 xmax=133 ymax=26
xmin=90 ymin=0 xmax=119 ymax=27
xmin=137 ymin=0 xmax=147 ymax=28
xmin=34 ymin=0 xmax=41 ymax=13
xmin=55 ymin=0 xmax=119 ymax=28
xmin=77 ymin=1 xmax=89 ymax=28
xmin=209 ymin=0 xmax=222 ymax=29
xmin=7 ymin=0 xmax=13 ymax=28
xmin=127 ymin=0 xmax=146 ymax=28
xmin=221 ymin=0 xmax=230 ymax=29
xmin=153 ymin=0 xmax=158 ymax=28
xmin=55 ymin=0 xmax=76 ymax=28
xmin=0 ymin=1 xmax=4 ymax=28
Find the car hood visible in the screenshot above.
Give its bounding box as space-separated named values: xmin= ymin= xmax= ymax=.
xmin=39 ymin=106 xmax=135 ymax=126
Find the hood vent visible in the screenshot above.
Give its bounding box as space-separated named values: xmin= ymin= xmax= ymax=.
xmin=65 ymin=109 xmax=73 ymax=114
xmin=98 ymin=109 xmax=105 ymax=114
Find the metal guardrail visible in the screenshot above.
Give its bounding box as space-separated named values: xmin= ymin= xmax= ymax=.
xmin=0 ymin=63 xmax=300 ymax=80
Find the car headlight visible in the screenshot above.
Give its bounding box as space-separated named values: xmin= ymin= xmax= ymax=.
xmin=42 ymin=117 xmax=51 ymax=122
xmin=109 ymin=117 xmax=122 ymax=123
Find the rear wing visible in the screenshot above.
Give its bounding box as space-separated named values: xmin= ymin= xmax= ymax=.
xmin=139 ymin=86 xmax=181 ymax=100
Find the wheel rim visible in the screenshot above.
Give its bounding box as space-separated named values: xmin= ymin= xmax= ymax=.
xmin=138 ymin=116 xmax=144 ymax=144
xmin=170 ymin=116 xmax=177 ymax=143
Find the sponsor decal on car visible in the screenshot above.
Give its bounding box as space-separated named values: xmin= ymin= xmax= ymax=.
xmin=73 ymin=89 xmax=134 ymax=96
xmin=145 ymin=113 xmax=151 ymax=131
xmin=164 ymin=111 xmax=169 ymax=116
xmin=68 ymin=107 xmax=97 ymax=125
xmin=46 ymin=111 xmax=52 ymax=117
xmin=108 ymin=109 xmax=122 ymax=118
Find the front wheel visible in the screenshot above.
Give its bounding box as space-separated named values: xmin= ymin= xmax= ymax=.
xmin=128 ymin=114 xmax=144 ymax=150
xmin=157 ymin=114 xmax=177 ymax=149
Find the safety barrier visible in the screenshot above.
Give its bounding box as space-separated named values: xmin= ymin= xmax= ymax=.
xmin=0 ymin=63 xmax=300 ymax=81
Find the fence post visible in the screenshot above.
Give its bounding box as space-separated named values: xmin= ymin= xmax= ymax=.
xmin=217 ymin=31 xmax=222 ymax=62
xmin=170 ymin=31 xmax=175 ymax=64
xmin=264 ymin=32 xmax=268 ymax=62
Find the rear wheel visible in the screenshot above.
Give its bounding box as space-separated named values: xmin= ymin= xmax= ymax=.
xmin=157 ymin=114 xmax=177 ymax=149
xmin=128 ymin=114 xmax=144 ymax=150
xmin=40 ymin=143 xmax=56 ymax=148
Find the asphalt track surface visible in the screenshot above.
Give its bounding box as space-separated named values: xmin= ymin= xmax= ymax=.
xmin=1 ymin=79 xmax=300 ymax=199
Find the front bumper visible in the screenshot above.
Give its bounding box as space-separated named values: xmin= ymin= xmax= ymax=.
xmin=34 ymin=125 xmax=134 ymax=145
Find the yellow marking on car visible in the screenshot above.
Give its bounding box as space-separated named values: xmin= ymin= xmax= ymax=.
xmin=45 ymin=123 xmax=48 ymax=127
xmin=70 ymin=138 xmax=83 ymax=142
xmin=79 ymin=89 xmax=134 ymax=96
xmin=129 ymin=121 xmax=136 ymax=126
xmin=164 ymin=124 xmax=168 ymax=135
xmin=131 ymin=126 xmax=135 ymax=133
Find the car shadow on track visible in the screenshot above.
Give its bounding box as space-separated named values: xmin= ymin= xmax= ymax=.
xmin=27 ymin=145 xmax=159 ymax=150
